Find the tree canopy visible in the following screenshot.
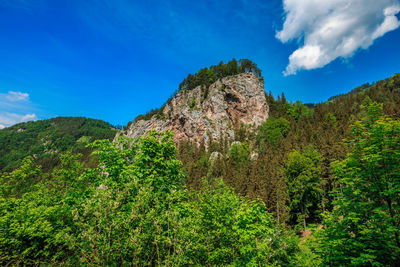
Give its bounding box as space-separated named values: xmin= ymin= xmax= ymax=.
xmin=179 ymin=58 xmax=262 ymax=91
xmin=318 ymin=102 xmax=400 ymax=265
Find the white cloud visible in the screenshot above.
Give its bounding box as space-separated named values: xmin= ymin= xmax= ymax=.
xmin=0 ymin=113 xmax=37 ymax=128
xmin=0 ymin=90 xmax=37 ymax=128
xmin=6 ymin=91 xmax=29 ymax=101
xmin=276 ymin=0 xmax=400 ymax=75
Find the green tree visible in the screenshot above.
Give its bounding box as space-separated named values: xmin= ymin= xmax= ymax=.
xmin=0 ymin=156 xmax=43 ymax=198
xmin=285 ymin=145 xmax=322 ymax=230
xmin=319 ymin=102 xmax=400 ymax=265
xmin=69 ymin=131 xmax=195 ymax=265
xmin=287 ymin=101 xmax=313 ymax=122
xmin=0 ymin=153 xmax=82 ymax=265
xmin=191 ymin=178 xmax=299 ymax=266
xmin=257 ymin=117 xmax=291 ymax=147
xmin=229 ymin=141 xmax=250 ymax=170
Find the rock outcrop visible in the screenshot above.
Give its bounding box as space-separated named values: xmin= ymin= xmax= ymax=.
xmin=119 ymin=72 xmax=269 ymax=147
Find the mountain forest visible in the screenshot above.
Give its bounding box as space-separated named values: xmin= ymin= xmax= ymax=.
xmin=1 ymin=59 xmax=399 ymax=266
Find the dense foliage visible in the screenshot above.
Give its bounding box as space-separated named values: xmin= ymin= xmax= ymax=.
xmin=256 ymin=117 xmax=290 ymax=147
xmin=0 ymin=117 xmax=116 ymax=172
xmin=179 ymin=58 xmax=262 ymax=91
xmin=0 ymin=131 xmax=303 ymax=266
xmin=0 ymin=69 xmax=399 ymax=265
xmin=180 ymin=72 xmax=400 ymax=219
xmin=319 ymin=102 xmax=400 ymax=265
xmin=176 ymin=72 xmax=400 ymax=265
xmin=285 ymin=145 xmax=322 ymax=230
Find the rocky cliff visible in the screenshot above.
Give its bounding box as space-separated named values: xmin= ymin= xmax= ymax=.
xmin=119 ymin=72 xmax=269 ymax=146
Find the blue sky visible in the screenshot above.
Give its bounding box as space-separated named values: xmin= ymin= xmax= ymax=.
xmin=1 ymin=0 xmax=400 ymax=127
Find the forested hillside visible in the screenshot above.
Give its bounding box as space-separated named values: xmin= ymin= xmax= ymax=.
xmin=0 ymin=117 xmax=116 ymax=172
xmin=179 ymin=72 xmax=399 ymax=207
xmin=0 ymin=68 xmax=399 ymax=265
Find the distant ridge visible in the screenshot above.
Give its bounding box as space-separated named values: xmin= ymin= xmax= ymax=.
xmin=0 ymin=117 xmax=116 ymax=171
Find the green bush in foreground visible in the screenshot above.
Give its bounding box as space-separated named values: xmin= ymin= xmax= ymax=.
xmin=0 ymin=130 xmax=302 ymax=266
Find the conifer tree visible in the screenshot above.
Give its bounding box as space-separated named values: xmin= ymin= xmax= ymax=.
xmin=320 ymin=102 xmax=400 ymax=265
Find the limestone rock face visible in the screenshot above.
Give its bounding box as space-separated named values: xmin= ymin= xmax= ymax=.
xmin=119 ymin=72 xmax=269 ymax=147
